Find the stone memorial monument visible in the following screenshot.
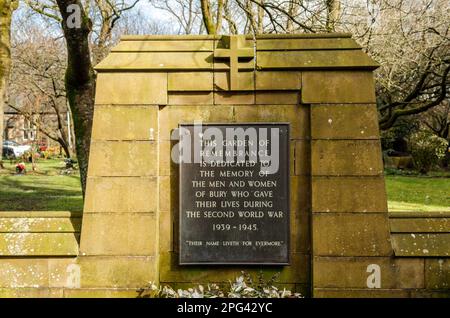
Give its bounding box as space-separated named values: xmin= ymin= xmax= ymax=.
xmin=0 ymin=34 xmax=448 ymax=298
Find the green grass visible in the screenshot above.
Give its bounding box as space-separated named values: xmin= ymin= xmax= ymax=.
xmin=385 ymin=175 xmax=450 ymax=212
xmin=0 ymin=159 xmax=83 ymax=211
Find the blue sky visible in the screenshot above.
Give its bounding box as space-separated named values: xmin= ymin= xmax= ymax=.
xmin=12 ymin=0 xmax=180 ymax=37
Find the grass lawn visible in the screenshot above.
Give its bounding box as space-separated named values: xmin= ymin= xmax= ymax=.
xmin=0 ymin=159 xmax=448 ymax=212
xmin=386 ymin=175 xmax=450 ymax=212
xmin=0 ymin=159 xmax=83 ymax=211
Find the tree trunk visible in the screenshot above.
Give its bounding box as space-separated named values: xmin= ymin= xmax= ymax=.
xmin=224 ymin=0 xmax=238 ymax=34
xmin=56 ymin=0 xmax=95 ymax=197
xmin=215 ymin=0 xmax=224 ymax=35
xmin=286 ymin=0 xmax=297 ymax=32
xmin=326 ymin=0 xmax=340 ymax=32
xmin=200 ymin=0 xmax=216 ymax=34
xmin=0 ymin=0 xmax=17 ymax=169
xmin=52 ymin=98 xmax=72 ymax=159
xmin=40 ymin=128 xmax=72 ymax=159
xmin=257 ymin=0 xmax=264 ymax=34
xmin=57 ymin=136 xmax=71 ymax=159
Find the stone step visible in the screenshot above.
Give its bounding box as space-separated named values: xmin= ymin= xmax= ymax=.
xmin=389 ymin=211 xmax=450 ymax=257
xmin=0 ymin=211 xmax=80 ymax=256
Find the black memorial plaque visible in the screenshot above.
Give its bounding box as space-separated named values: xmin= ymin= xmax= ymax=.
xmin=179 ymin=123 xmax=290 ymax=265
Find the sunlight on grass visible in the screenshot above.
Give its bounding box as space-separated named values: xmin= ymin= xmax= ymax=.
xmin=385 ymin=175 xmax=450 ymax=211
xmin=388 ymin=201 xmax=450 ymax=212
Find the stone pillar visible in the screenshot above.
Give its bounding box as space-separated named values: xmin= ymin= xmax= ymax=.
xmin=304 ymin=70 xmax=410 ymax=297
xmin=77 ymin=72 xmax=166 ymax=295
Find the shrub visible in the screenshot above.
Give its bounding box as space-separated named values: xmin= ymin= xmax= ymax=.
xmin=40 ymin=147 xmax=60 ymax=159
xmin=409 ymin=130 xmax=448 ymax=174
xmin=137 ymin=272 xmax=302 ymax=298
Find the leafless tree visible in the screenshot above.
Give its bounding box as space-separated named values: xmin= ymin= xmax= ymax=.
xmin=152 ymin=0 xmax=202 ymax=34
xmin=342 ymin=0 xmax=449 ymax=130
xmin=0 ymin=0 xmax=19 ymax=168
xmin=187 ymin=0 xmax=450 ymax=130
xmin=9 ymin=24 xmax=73 ymax=158
xmin=199 ymin=0 xmax=225 ymax=34
xmin=23 ymin=0 xmax=142 ymax=196
xmin=423 ymin=101 xmax=450 ymax=140
xmin=325 ymin=0 xmax=340 ymax=31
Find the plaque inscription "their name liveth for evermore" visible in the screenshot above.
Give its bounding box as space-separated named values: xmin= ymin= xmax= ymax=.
xmin=179 ymin=123 xmax=290 ymax=265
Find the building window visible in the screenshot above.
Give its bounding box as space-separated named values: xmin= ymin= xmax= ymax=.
xmin=23 ymin=118 xmax=36 ymax=141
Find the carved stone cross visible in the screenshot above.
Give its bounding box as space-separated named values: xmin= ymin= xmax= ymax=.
xmin=215 ymin=35 xmax=254 ymax=90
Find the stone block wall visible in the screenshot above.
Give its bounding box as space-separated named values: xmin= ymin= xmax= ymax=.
xmin=83 ymin=35 xmax=313 ymax=294
xmin=305 ymin=71 xmax=393 ymax=297
xmin=0 ymin=212 xmax=80 ymax=297
xmin=78 ymin=34 xmax=384 ymax=296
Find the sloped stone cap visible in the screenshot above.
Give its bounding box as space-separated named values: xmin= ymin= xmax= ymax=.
xmin=95 ymin=33 xmax=379 ymax=71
